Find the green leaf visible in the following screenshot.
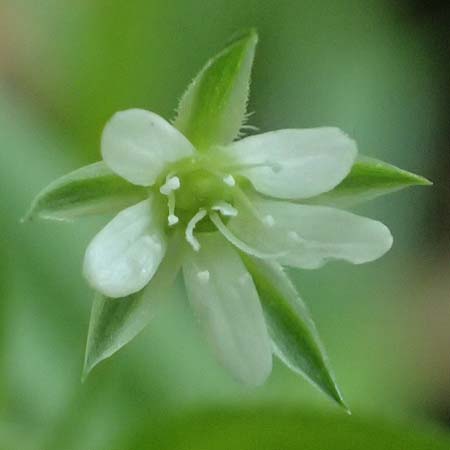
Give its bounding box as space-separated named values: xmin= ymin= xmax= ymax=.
xmin=241 ymin=254 xmax=347 ymax=410
xmin=83 ymin=231 xmax=185 ymax=379
xmin=23 ymin=161 xmax=148 ymax=221
xmin=307 ymin=156 xmax=432 ymax=208
xmin=174 ymin=29 xmax=257 ymax=150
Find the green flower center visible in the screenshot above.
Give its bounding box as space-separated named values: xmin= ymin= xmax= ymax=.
xmin=176 ymin=169 xmax=233 ymax=216
xmin=157 ymin=157 xmax=238 ymax=236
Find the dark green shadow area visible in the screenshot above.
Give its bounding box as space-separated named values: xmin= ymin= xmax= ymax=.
xmin=132 ymin=407 xmax=450 ymax=450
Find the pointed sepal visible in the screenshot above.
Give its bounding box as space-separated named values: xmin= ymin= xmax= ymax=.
xmin=23 ymin=162 xmax=147 ymax=222
xmin=308 ymin=156 xmax=431 ymax=208
xmin=242 ymin=254 xmax=348 ymax=410
xmin=83 ymin=232 xmax=185 ymax=379
xmin=174 ymin=29 xmax=258 ymax=150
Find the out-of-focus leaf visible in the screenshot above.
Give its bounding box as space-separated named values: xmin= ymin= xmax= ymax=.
xmin=133 ymin=408 xmax=450 ymax=450
xmin=83 ymin=231 xmax=185 ymax=379
xmin=174 ymin=29 xmax=257 ymax=150
xmin=241 ymin=255 xmax=347 ymax=410
xmin=23 ymin=162 xmax=147 ymax=221
xmin=307 ymin=156 xmax=431 ymax=208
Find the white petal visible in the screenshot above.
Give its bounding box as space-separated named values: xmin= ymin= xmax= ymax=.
xmin=224 ymin=128 xmax=357 ymax=199
xmin=210 ymin=211 xmax=286 ymax=259
xmin=83 ymin=198 xmax=166 ymax=298
xmin=228 ymin=197 xmax=393 ymax=269
xmin=183 ymin=233 xmax=272 ymax=386
xmin=101 ymin=109 xmax=195 ymax=186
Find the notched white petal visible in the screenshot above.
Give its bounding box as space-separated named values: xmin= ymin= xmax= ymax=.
xmin=228 ymin=197 xmax=393 ymax=268
xmin=102 ymin=109 xmax=195 ymax=186
xmin=83 ymin=198 xmax=167 ymax=298
xmin=183 ymin=233 xmax=272 ymax=386
xmin=210 ymin=212 xmax=286 ymax=259
xmin=224 ymin=127 xmax=357 ymax=199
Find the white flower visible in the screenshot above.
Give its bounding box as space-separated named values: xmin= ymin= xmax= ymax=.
xmin=82 ymin=108 xmax=392 ymax=385
xmin=27 ymin=30 xmax=428 ymax=395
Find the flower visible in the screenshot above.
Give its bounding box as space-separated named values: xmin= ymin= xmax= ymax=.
xmin=27 ymin=30 xmax=429 ymax=401
xmin=82 ymin=107 xmax=392 ymax=385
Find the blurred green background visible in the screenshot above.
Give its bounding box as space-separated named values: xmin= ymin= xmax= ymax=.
xmin=1 ymin=1 xmax=449 ymax=449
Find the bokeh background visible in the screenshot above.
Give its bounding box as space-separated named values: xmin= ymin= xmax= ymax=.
xmin=1 ymin=1 xmax=449 ymax=449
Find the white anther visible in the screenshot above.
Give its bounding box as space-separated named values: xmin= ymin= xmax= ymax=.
xmin=168 ymin=214 xmax=179 ymax=226
xmin=223 ymin=174 xmax=236 ymax=187
xmin=160 ymin=176 xmax=181 ymax=195
xmin=263 ymin=214 xmax=275 ymax=227
xmin=185 ymin=209 xmax=207 ymax=252
xmin=211 ymin=202 xmax=238 ymax=217
xmin=197 ymin=270 xmax=210 ymax=283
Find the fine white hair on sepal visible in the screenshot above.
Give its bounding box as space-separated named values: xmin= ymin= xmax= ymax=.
xmin=236 ymin=111 xmax=258 ymax=138
xmin=240 ymin=124 xmax=259 ymax=131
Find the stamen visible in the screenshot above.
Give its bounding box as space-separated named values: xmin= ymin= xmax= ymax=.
xmin=223 ymin=174 xmax=236 ymax=187
xmin=210 ymin=212 xmax=287 ymax=259
xmin=234 ymin=187 xmax=262 ymax=221
xmin=211 ymin=202 xmax=238 ymax=217
xmin=168 ymin=214 xmax=179 ymax=226
xmin=160 ymin=175 xmax=181 ymax=195
xmin=197 ymin=270 xmax=210 ymax=283
xmin=225 ymin=161 xmax=274 ymax=172
xmin=166 ymin=191 xmax=178 ymax=226
xmin=185 ymin=209 xmax=207 ymax=252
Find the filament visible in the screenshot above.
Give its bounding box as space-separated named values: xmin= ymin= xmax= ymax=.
xmin=209 ymin=212 xmax=286 ymax=259
xmin=185 ymin=209 xmax=207 ymax=252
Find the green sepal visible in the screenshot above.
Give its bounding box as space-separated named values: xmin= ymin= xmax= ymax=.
xmin=23 ymin=162 xmax=148 ymax=221
xmin=174 ymin=29 xmax=257 ymax=150
xmin=241 ymin=254 xmax=348 ymax=410
xmin=308 ymin=156 xmax=431 ymax=208
xmin=82 ymin=231 xmax=185 ymax=379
